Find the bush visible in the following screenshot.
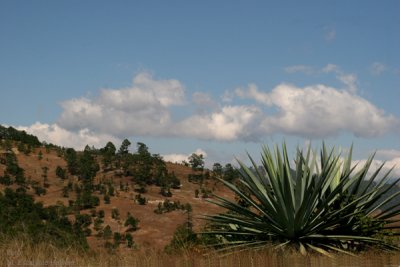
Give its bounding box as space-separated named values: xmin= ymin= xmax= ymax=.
xmin=104 ymin=194 xmax=110 ymax=204
xmin=56 ymin=166 xmax=67 ymax=179
xmin=165 ymin=224 xmax=198 ymax=254
xmin=125 ymin=233 xmax=134 ymax=248
xmin=113 ymin=232 xmax=122 ymax=246
xmin=0 ymin=187 xmax=87 ymax=249
xmin=111 ymin=208 xmax=120 ymax=220
xmin=135 ymin=194 xmax=146 ymax=205
xmin=103 ymin=225 xmax=112 ymax=240
xmin=124 ymin=213 xmax=139 ymax=231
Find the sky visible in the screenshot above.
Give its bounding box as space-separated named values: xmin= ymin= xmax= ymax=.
xmin=1 ymin=1 xmax=400 ymax=175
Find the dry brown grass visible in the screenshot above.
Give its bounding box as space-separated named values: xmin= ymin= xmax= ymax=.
xmin=1 ymin=238 xmax=400 ymax=267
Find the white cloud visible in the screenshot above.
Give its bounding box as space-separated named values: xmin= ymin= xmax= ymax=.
xmin=337 ymin=73 xmax=358 ymax=94
xmin=322 ymin=64 xmax=339 ymax=73
xmin=370 ymin=62 xmax=386 ymax=75
xmin=322 ymin=64 xmax=358 ymax=93
xmin=163 ymin=148 xmax=207 ymax=163
xmin=236 ymin=83 xmax=399 ymax=138
xmin=17 ymin=122 xmax=121 ymax=150
xmin=175 ymin=105 xmax=262 ymax=141
xmin=18 ymin=71 xmax=399 ymax=147
xmin=286 ymin=64 xmax=358 ymax=93
xmin=58 ymin=72 xmax=185 ymax=137
xmin=284 ymin=65 xmax=315 ymax=75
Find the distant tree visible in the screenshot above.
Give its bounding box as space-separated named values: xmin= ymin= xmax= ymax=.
xmin=212 ymin=162 xmax=223 ymax=178
xmin=188 ymin=153 xmax=204 ymax=171
xmin=135 ymin=194 xmax=146 ymax=205
xmin=165 ymin=223 xmax=197 ymax=253
xmin=79 ymin=146 xmax=100 ymax=183
xmin=104 ymin=194 xmax=110 ymax=204
xmin=33 ymin=185 xmax=46 ymax=196
xmin=108 ymin=185 xmax=115 ymax=196
xmin=0 ymin=187 xmax=87 ymax=249
xmin=38 ymin=150 xmax=43 ymax=160
xmin=125 ymin=213 xmax=139 ymax=231
xmin=65 ymin=148 xmax=79 ymax=175
xmin=42 ymin=166 xmax=49 ymax=188
xmin=103 ymin=225 xmax=112 ymax=240
xmin=56 ymin=166 xmax=67 ymax=179
xmin=111 ymin=208 xmax=120 ymax=220
xmin=113 ymin=232 xmax=122 ymax=246
xmin=94 ymin=217 xmax=103 ymax=231
xmin=125 ymin=233 xmax=134 ymax=248
xmin=78 ymin=190 xmax=100 ymax=209
xmin=98 ymin=209 xmax=105 ymax=218
xmin=0 ymin=174 xmax=12 ymax=185
xmin=118 ymin=139 xmax=131 ymax=155
xmin=160 ymin=186 xmax=172 ymax=197
xmin=101 ymin=141 xmax=116 ymax=171
xmin=223 ymin=163 xmax=239 ymax=182
xmin=131 ymin=142 xmax=153 ymax=186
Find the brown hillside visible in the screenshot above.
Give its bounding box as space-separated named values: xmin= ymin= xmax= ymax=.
xmin=0 ymin=144 xmax=233 ymax=251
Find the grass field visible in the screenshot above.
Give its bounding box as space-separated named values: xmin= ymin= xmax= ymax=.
xmin=1 ymin=239 xmax=400 ymax=267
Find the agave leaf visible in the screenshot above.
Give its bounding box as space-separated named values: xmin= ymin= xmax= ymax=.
xmin=319 ymin=244 xmax=356 ymax=257
xmin=202 ymin=143 xmax=400 ymax=255
xmin=299 ymin=242 xmax=307 ymax=256
xmin=306 ymin=243 xmax=333 ymax=257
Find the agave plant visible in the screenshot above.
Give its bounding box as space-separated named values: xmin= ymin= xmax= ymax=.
xmin=202 ymin=143 xmax=400 ymax=256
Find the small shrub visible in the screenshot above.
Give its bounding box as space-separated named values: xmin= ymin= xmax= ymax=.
xmin=125 ymin=213 xmax=139 ymax=231
xmin=104 ymin=194 xmax=110 ymax=204
xmin=111 ymin=208 xmax=120 ymax=220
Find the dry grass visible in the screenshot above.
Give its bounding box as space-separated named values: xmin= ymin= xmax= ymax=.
xmin=1 ymin=239 xmax=400 ymax=267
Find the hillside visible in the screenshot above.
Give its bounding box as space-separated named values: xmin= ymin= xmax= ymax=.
xmin=2 ymin=125 xmax=400 ymax=255
xmin=0 ymin=126 xmax=234 ymax=252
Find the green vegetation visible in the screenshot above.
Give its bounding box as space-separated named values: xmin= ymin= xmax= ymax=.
xmin=0 ymin=125 xmax=41 ymax=147
xmin=56 ymin=165 xmax=67 ymax=179
xmin=203 ymin=143 xmax=400 ymax=256
xmin=111 ymin=208 xmax=120 ymax=220
xmin=165 ymin=224 xmax=199 ymax=254
xmin=154 ymin=200 xmax=191 ymax=214
xmin=0 ymin=187 xmax=88 ymax=249
xmin=125 ymin=212 xmax=140 ymax=231
xmin=4 ymin=125 xmax=400 ymax=260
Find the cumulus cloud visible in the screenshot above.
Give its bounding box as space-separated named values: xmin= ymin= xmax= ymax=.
xmin=58 ymin=72 xmax=185 ymax=137
xmin=370 ymin=62 xmax=386 ymax=75
xmin=235 ymin=83 xmax=399 ymax=138
xmin=17 ymin=71 xmax=400 ymax=148
xmin=175 ymin=105 xmax=262 ymax=141
xmin=163 ymin=148 xmax=207 ymax=163
xmin=17 ymin=122 xmax=121 ymax=150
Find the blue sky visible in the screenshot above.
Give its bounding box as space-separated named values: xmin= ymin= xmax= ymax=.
xmin=1 ymin=1 xmax=399 ymax=173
